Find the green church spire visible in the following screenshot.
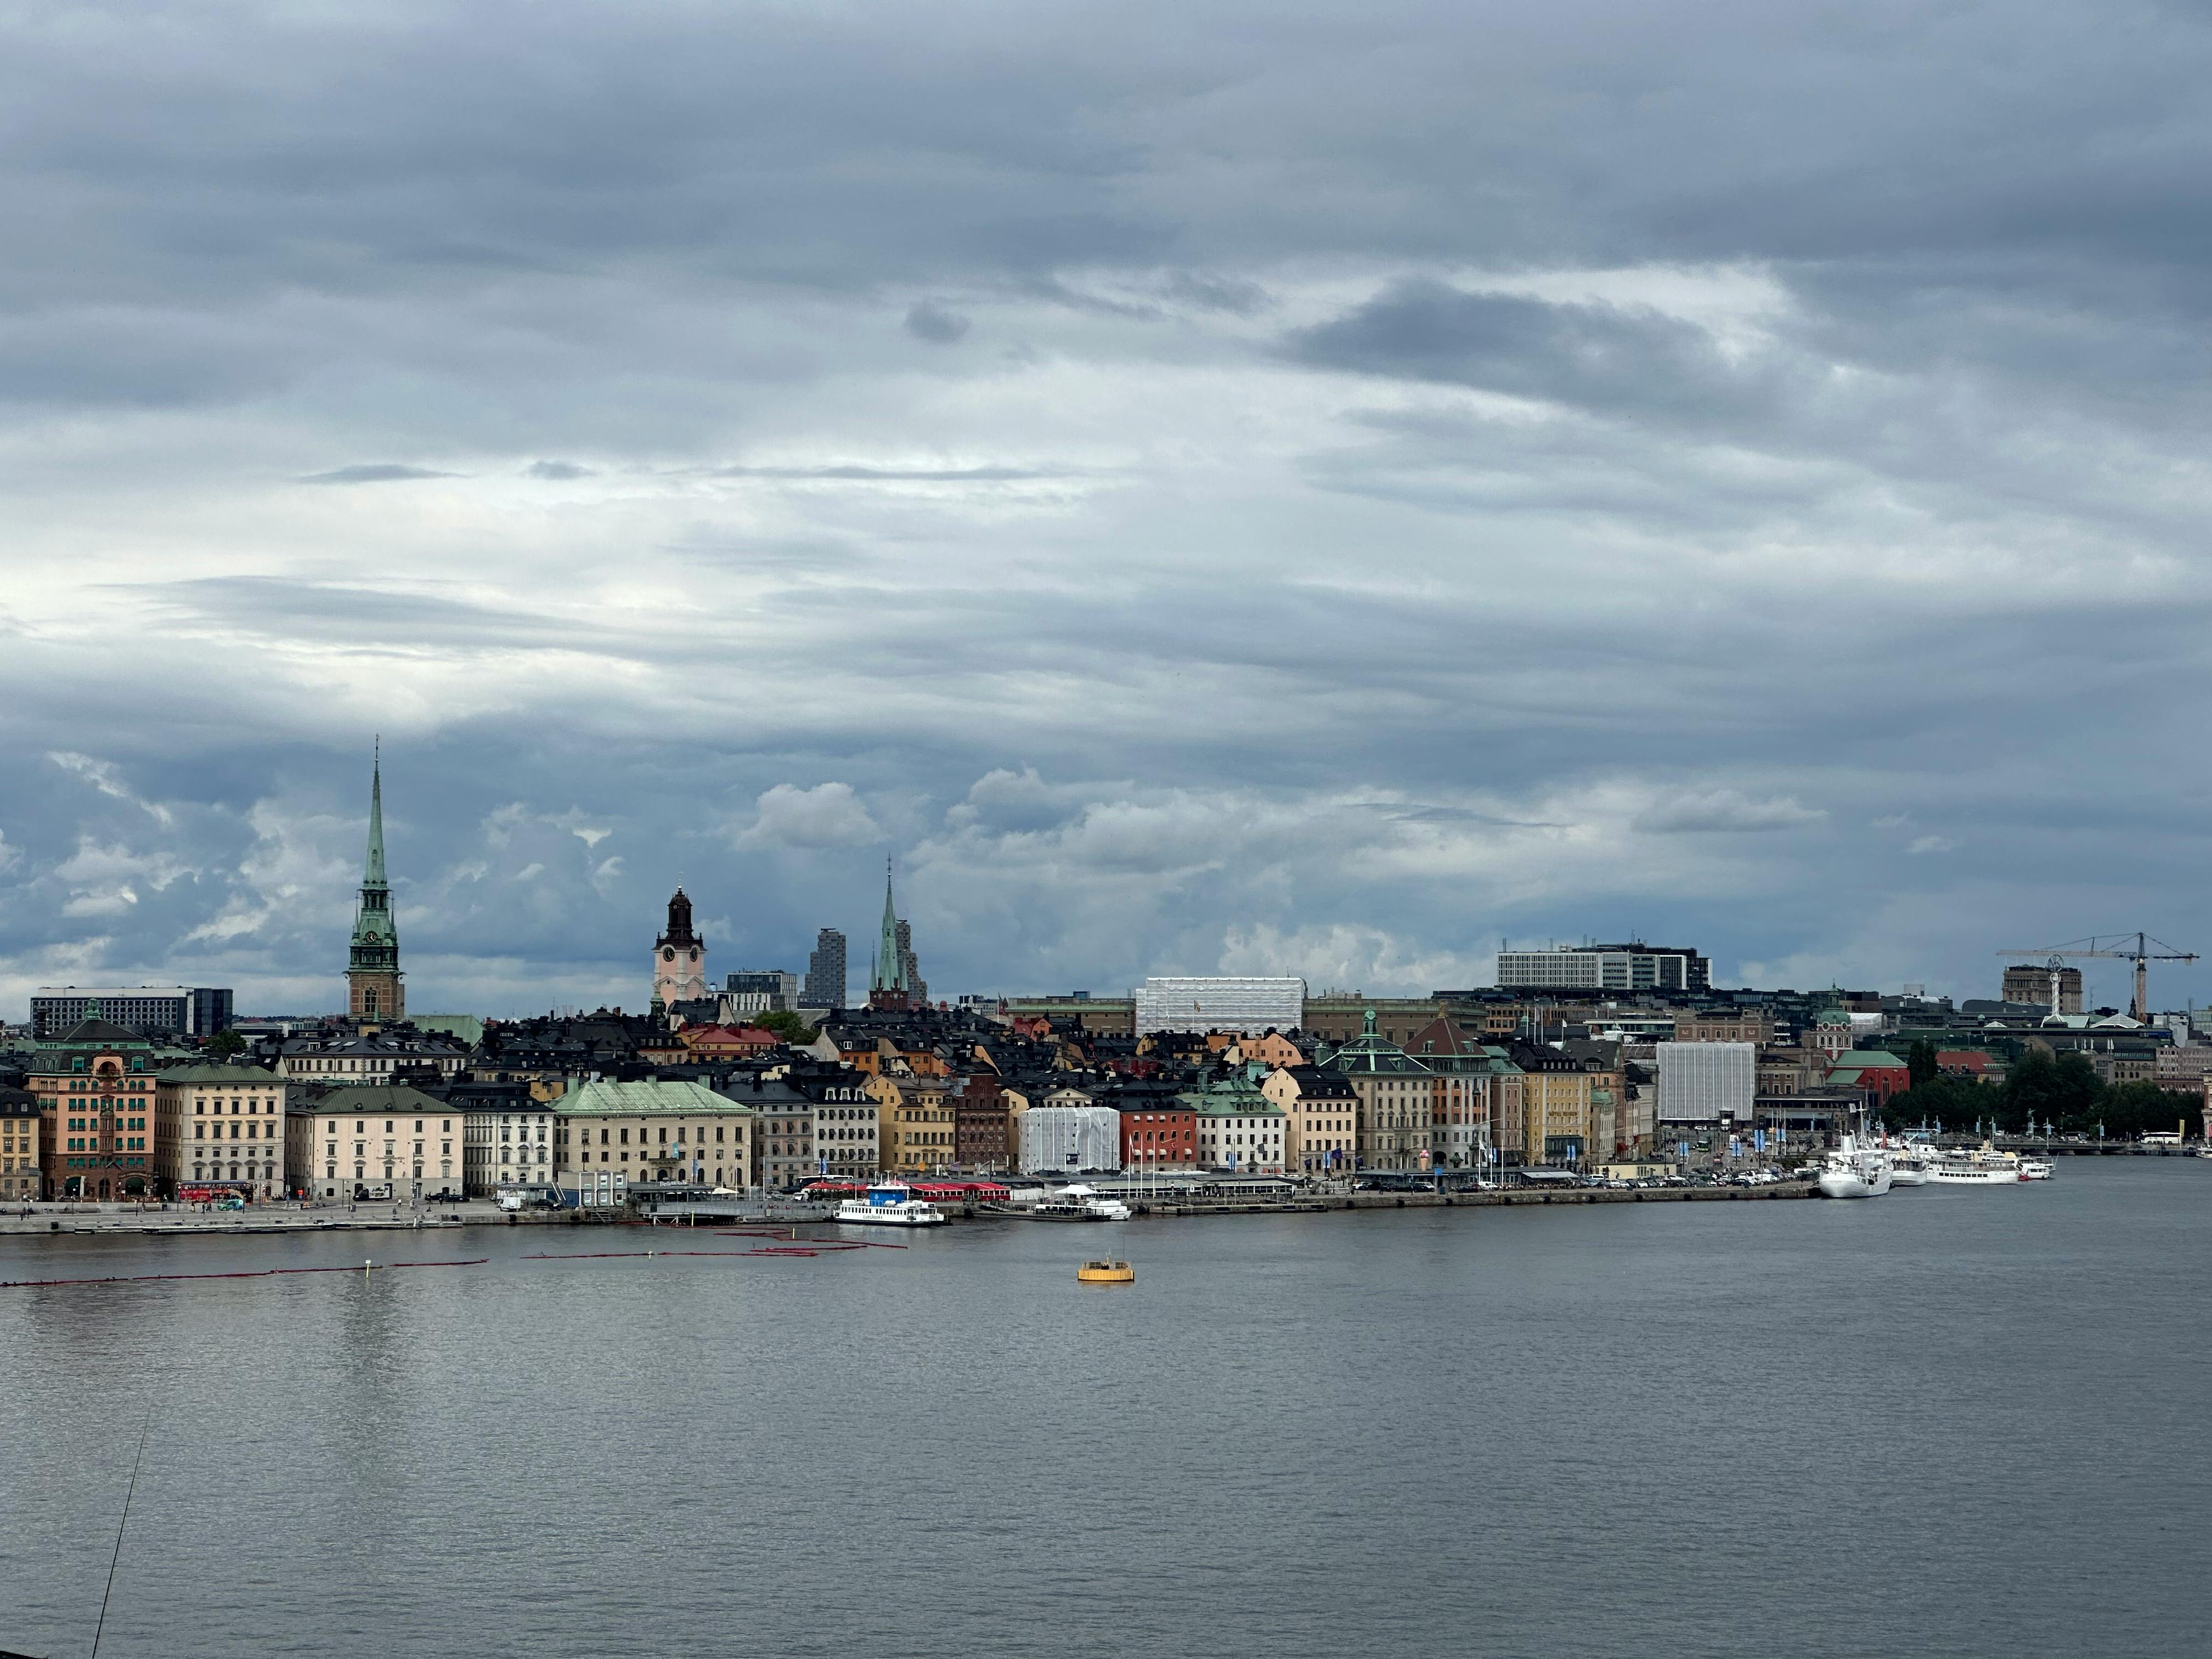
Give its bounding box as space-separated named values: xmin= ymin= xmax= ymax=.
xmin=871 ymin=856 xmax=902 ymax=994
xmin=348 ymin=741 xmax=399 ymax=974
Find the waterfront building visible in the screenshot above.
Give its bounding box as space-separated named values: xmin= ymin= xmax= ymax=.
xmin=346 ymin=748 xmax=405 ymax=1023
xmin=156 ymin=1063 xmax=289 ymax=1199
xmin=553 ymin=1078 xmax=758 ymax=1206
xmin=1323 ymin=1009 xmax=1437 ymax=1171
xmin=1179 ymin=1072 xmax=1287 ymax=1173
xmin=652 ymin=888 xmax=709 ymax=1012
xmin=793 ymin=1080 xmax=877 ymax=1178
xmin=29 ymin=1018 xmax=165 ymax=1200
xmin=287 ymin=1083 xmax=460 ymax=1201
xmin=1260 ymin=1065 xmax=1360 ymax=1175
xmin=867 ymin=1072 xmax=955 ymax=1175
xmin=1655 ymin=1042 xmax=1755 ymax=1125
xmin=1502 ymin=1044 xmax=1604 ymax=1166
xmin=276 ymin=1029 xmax=468 ymax=1085
xmin=1116 ymin=1098 xmax=1198 ymax=1171
xmin=1132 ymin=976 xmax=1305 ymax=1036
xmin=30 ymin=986 xmax=233 ymax=1040
xmin=950 ymin=1073 xmax=1009 ymax=1172
xmin=758 ymin=1088 xmax=819 ymax=1190
xmin=0 ymin=1086 xmax=41 ymax=1201
xmin=462 ymin=1099 xmax=555 ymax=1195
xmin=1017 ymin=1095 xmax=1122 ymax=1174
xmin=1495 ymin=943 xmax=1709 ymax=994
xmin=803 ymin=929 xmax=848 ymax=1010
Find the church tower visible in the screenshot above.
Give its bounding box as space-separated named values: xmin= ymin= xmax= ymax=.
xmin=867 ymin=859 xmax=914 ymax=1011
xmin=653 ymin=887 xmax=708 ymax=1013
xmin=346 ymin=743 xmax=404 ymax=1023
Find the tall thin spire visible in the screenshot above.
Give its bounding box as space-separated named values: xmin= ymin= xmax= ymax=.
xmin=871 ymin=855 xmax=904 ymax=995
xmin=364 ymin=735 xmax=387 ymax=887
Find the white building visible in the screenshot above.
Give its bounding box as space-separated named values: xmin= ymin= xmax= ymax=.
xmin=1496 ymin=944 xmax=1709 ymax=994
xmin=1018 ymin=1102 xmax=1123 ymax=1175
xmin=286 ymin=1083 xmax=462 ymax=1201
xmin=1132 ymin=976 xmax=1306 ymax=1036
xmin=464 ymin=1101 xmax=555 ymax=1195
xmin=1183 ymin=1076 xmax=1289 ymax=1173
xmin=1655 ymin=1041 xmax=1754 ymax=1125
xmin=157 ymin=1063 xmax=288 ymax=1198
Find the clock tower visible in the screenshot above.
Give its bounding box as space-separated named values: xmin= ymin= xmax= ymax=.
xmin=653 ymin=887 xmax=708 ymax=1013
xmin=346 ymin=743 xmax=405 ymax=1023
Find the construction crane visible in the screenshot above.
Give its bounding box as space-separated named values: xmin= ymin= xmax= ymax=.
xmin=1993 ymin=934 xmax=2200 ymax=1023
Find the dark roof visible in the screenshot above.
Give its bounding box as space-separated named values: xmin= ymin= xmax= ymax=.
xmin=291 ymin=1083 xmax=450 ymax=1115
xmin=0 ymin=1086 xmax=38 ymax=1114
xmin=54 ymin=1017 xmax=148 ymax=1047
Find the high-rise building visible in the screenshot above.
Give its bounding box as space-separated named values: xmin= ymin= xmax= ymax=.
xmin=346 ymin=745 xmax=404 ymax=1023
xmin=31 ymin=986 xmax=232 ymax=1040
xmin=652 ymin=888 xmax=709 ymax=1011
xmin=1495 ymin=943 xmax=1709 ymax=994
xmin=804 ymin=929 xmax=847 ymax=1009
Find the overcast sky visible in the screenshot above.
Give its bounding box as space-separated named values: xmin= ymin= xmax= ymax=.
xmin=4 ymin=0 xmax=2210 ymax=1018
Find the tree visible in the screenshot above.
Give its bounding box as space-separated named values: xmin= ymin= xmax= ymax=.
xmin=2101 ymin=1079 xmax=2197 ymax=1141
xmin=205 ymin=1030 xmax=246 ymax=1058
xmin=1906 ymin=1038 xmax=1939 ymax=1092
xmin=751 ymin=1009 xmax=819 ymax=1045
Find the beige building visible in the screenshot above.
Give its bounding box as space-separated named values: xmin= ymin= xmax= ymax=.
xmin=868 ymin=1073 xmax=955 ymax=1175
xmin=1260 ymin=1066 xmax=1361 ymax=1175
xmin=159 ymin=1063 xmax=290 ymax=1199
xmin=0 ymin=1087 xmax=39 ymax=1201
xmin=1502 ymin=1051 xmax=1604 ymax=1166
xmin=1672 ymin=1012 xmax=1772 ymax=1046
xmin=554 ymin=1078 xmax=757 ymax=1207
xmin=288 ymin=1083 xmax=461 ymax=1201
xmin=464 ymin=1100 xmax=556 ymax=1195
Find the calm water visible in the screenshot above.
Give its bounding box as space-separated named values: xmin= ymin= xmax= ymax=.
xmin=2 ymin=1161 xmax=2208 ymax=1659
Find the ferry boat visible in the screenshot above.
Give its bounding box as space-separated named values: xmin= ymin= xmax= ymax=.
xmin=1883 ymin=1141 xmax=1939 ymax=1186
xmin=1816 ymin=1136 xmax=1894 ymax=1199
xmin=1077 ymin=1259 xmax=1135 ymax=1284
xmin=1029 ymin=1184 xmax=1133 ymax=1222
xmin=2020 ymin=1158 xmax=2055 ymax=1181
xmin=1928 ymin=1144 xmax=2027 ymax=1185
xmin=833 ymin=1180 xmax=947 ymax=1227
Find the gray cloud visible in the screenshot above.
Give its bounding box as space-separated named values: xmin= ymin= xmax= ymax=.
xmin=904 ymin=302 xmax=971 ymax=343
xmin=297 ymin=464 xmax=459 ymax=484
xmin=524 ymin=459 xmax=595 ymax=479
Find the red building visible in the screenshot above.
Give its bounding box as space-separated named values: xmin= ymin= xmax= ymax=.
xmin=1936 ymin=1050 xmax=1992 ymax=1078
xmin=1119 ymin=1105 xmax=1197 ymax=1169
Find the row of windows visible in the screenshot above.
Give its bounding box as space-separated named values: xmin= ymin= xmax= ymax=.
xmin=66 ymin=1136 xmax=147 ymax=1152
xmin=195 ymin=1122 xmax=274 ymax=1139
xmin=193 ymin=1098 xmax=272 ymax=1115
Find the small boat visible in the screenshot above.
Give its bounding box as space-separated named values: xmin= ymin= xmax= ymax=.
xmin=833 ymin=1180 xmax=946 ymax=1227
xmin=1816 ymin=1136 xmax=1894 ymax=1199
xmin=2019 ymin=1159 xmax=2055 ymax=1181
xmin=1929 ymin=1143 xmax=2027 ymax=1186
xmin=1077 ymin=1259 xmax=1135 ymax=1284
xmin=1029 ymin=1184 xmax=1133 ymax=1222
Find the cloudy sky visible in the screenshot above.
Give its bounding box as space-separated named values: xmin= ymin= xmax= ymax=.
xmin=4 ymin=0 xmax=2210 ymax=1018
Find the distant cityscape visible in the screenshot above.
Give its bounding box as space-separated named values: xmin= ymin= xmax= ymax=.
xmin=4 ymin=754 xmax=2206 ymax=1210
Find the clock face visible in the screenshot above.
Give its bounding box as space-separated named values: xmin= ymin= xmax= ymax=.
xmin=689 ymin=948 xmax=699 ymax=962
xmin=365 ymin=932 xmax=381 ymax=943
xmin=662 ymin=947 xmax=675 ymax=962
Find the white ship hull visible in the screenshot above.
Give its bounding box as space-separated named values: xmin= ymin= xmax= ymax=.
xmin=1929 ymin=1164 xmax=2024 ymax=1186
xmin=1817 ymin=1166 xmax=1893 ymax=1198
xmin=834 ymin=1200 xmax=946 ymax=1226
xmin=1888 ymin=1164 xmax=1932 ymax=1186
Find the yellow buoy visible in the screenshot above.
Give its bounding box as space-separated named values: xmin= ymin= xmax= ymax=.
xmin=1077 ymin=1259 xmax=1134 ymax=1284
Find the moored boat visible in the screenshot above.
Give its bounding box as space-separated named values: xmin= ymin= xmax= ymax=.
xmin=1029 ymin=1184 xmax=1133 ymax=1222
xmin=834 ymin=1180 xmax=947 ymax=1227
xmin=1816 ymin=1136 xmax=1894 ymax=1199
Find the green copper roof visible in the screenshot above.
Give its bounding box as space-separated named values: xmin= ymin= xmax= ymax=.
xmin=1321 ymin=1007 xmax=1436 ymax=1076
xmin=1176 ymin=1071 xmax=1285 ymax=1116
xmin=349 ymin=744 xmax=400 ymax=973
xmin=561 ymin=1079 xmax=758 ymax=1118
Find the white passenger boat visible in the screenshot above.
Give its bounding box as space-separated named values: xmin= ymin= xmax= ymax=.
xmin=1028 ymin=1184 xmax=1133 ymax=1222
xmin=834 ymin=1180 xmax=947 ymax=1227
xmin=1884 ymin=1141 xmax=1938 ymax=1186
xmin=2020 ymin=1158 xmax=2055 ymax=1181
xmin=1928 ymin=1144 xmax=2026 ymax=1186
xmin=1816 ymin=1137 xmax=1894 ymax=1199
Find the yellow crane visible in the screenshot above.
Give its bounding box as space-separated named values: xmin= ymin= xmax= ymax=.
xmin=1993 ymin=934 xmax=2199 ymax=1022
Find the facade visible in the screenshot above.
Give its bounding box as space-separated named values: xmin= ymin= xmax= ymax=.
xmin=1180 ymin=1073 xmax=1288 ymax=1173
xmin=652 ymin=888 xmax=709 ymax=1011
xmin=1655 ymin=1042 xmax=1756 ymax=1125
xmin=1260 ymin=1066 xmax=1359 ymax=1175
xmin=1298 ymin=997 xmax=1446 ymax=1047
xmin=804 ymin=929 xmax=848 ymax=1009
xmin=868 ymin=1073 xmax=954 ymax=1176
xmin=554 ymin=1079 xmax=758 ymax=1206
xmin=723 ymin=969 xmax=799 ymax=1014
xmin=950 ymin=1073 xmax=1010 ymax=1172
xmin=760 ymin=1093 xmax=818 ymax=1190
xmin=1017 ymin=1098 xmax=1123 ymax=1174
xmin=1672 ymin=1012 xmax=1771 ymax=1046
xmin=29 ymin=1018 xmax=165 ymax=1200
xmin=1496 ymin=943 xmax=1709 ymax=994
xmin=156 ymin=1063 xmax=289 ymax=1199
xmin=276 ymin=1030 xmax=469 ymax=1085
xmin=1502 ymin=1046 xmax=1602 ymax=1166
xmin=1132 ymin=976 xmax=1306 ymax=1036
xmin=1323 ymin=1009 xmax=1445 ymax=1171
xmin=30 ymin=986 xmax=232 ymax=1040
xmin=810 ymin=1094 xmax=878 ymax=1178
xmin=346 ymin=749 xmax=404 ymax=1022
xmin=2002 ymin=964 xmax=2082 ymax=1013
xmin=1118 ymin=1101 xmax=1198 ymax=1171
xmin=462 ymin=1101 xmax=556 ymax=1195
xmin=287 ymin=1084 xmax=461 ymax=1201
xmin=0 ymin=1087 xmax=40 ymax=1201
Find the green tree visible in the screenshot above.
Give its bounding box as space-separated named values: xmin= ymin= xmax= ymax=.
xmin=749 ymin=1009 xmax=819 ymax=1045
xmin=1906 ymin=1038 xmax=1939 ymax=1092
xmin=205 ymin=1029 xmax=246 ymax=1058
xmin=2101 ymin=1080 xmax=2197 ymax=1141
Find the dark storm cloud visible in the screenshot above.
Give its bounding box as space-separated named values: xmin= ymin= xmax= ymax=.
xmin=10 ymin=0 xmax=2212 ymax=1011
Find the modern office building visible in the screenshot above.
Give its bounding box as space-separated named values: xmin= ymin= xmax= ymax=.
xmin=31 ymin=987 xmax=233 ymax=1040
xmin=723 ymin=969 xmax=799 ymax=1013
xmin=1655 ymin=1041 xmax=1755 ymax=1124
xmin=803 ymin=929 xmax=848 ymax=1009
xmin=1131 ymin=976 xmax=1306 ymax=1035
xmin=1495 ymin=943 xmax=1711 ymax=994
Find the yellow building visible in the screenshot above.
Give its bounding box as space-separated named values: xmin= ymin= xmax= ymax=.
xmin=554 ymin=1078 xmax=758 ymax=1206
xmin=1505 ymin=1049 xmax=1604 ymax=1167
xmin=867 ymin=1073 xmax=955 ymax=1175
xmin=0 ymin=1087 xmax=40 ymax=1201
xmin=1259 ymin=1066 xmax=1361 ymax=1175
